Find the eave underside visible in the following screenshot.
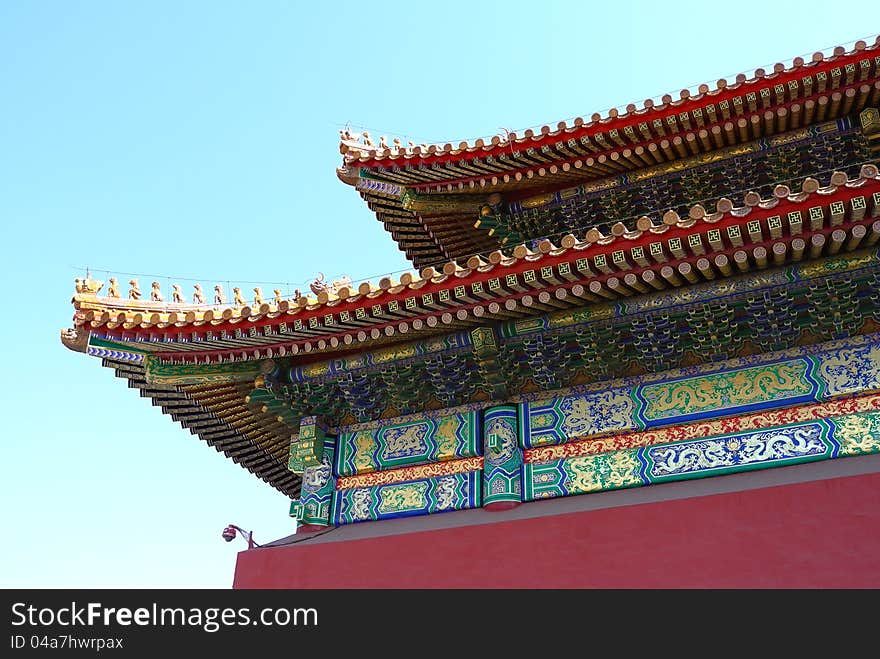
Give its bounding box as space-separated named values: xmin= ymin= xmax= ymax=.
xmin=73 ymin=165 xmax=880 ymax=365
xmin=74 ymin=244 xmax=880 ymax=494
xmin=258 ymin=251 xmax=880 ymax=428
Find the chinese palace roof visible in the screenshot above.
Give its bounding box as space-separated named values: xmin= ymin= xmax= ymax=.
xmin=62 ymin=37 xmax=880 ymax=497
xmin=339 ymin=38 xmax=880 ymax=267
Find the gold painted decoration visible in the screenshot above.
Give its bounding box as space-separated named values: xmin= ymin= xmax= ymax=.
xmin=377 ymin=482 xmax=429 ymax=514
xmin=401 ymin=190 xmax=488 ymax=214
xmin=817 ymin=343 xmax=880 ymax=397
xmin=639 ymin=361 xmax=814 ymax=420
xmin=382 ymin=423 xmax=429 ymax=460
xmin=512 ymin=318 xmax=546 ymax=335
xmin=301 ymin=361 xmax=332 ymax=378
xmin=860 ymin=107 xmax=880 ymax=134
xmin=563 ymin=451 xmax=642 ymax=494
xmin=434 ymin=476 xmax=458 ymax=511
xmin=350 ymin=430 xmax=375 ymax=474
xmin=520 ymin=192 xmax=556 ymax=209
xmin=525 ymin=392 xmax=880 ymax=463
xmin=434 ymin=416 xmax=460 ymax=456
xmin=766 ymin=128 xmax=815 ymax=147
xmin=547 ymin=305 xmax=614 ymax=329
xmin=337 ymin=456 xmax=483 ymax=490
xmin=144 ymin=356 xmax=262 ymax=385
xmin=559 ymin=389 xmax=636 ymax=440
xmin=337 ymin=411 xmax=479 ymax=475
xmin=628 ymin=143 xmax=756 ymax=181
xmin=799 ymin=252 xmax=878 ymax=278
xmin=372 ymin=343 xmax=417 ymax=364
xmin=835 ymin=411 xmax=880 ymax=456
xmin=345 ymin=489 xmax=373 ymax=522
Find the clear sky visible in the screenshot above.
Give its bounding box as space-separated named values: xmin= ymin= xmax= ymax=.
xmin=0 ymin=1 xmax=875 ymax=587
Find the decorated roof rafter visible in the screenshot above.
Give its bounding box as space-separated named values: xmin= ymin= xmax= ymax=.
xmin=344 ymin=39 xmax=880 ymax=171
xmin=338 ymin=38 xmax=880 ymax=267
xmin=73 ymin=244 xmax=880 ymax=495
xmin=67 ymin=165 xmax=880 ymax=365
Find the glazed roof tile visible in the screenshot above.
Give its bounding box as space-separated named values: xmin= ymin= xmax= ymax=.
xmin=343 ymin=38 xmax=880 ymax=168
xmin=338 ymin=38 xmax=880 ymax=267
xmin=67 ymin=165 xmax=880 ymax=365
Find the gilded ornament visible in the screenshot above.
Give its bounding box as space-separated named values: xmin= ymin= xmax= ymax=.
xmin=640 ymin=361 xmax=813 ymax=420
xmin=557 ymin=389 xmax=636 ymax=439
xmin=128 ymin=279 xmax=141 ymax=300
xmin=351 ymin=430 xmax=375 ymax=473
xmin=144 ymin=356 xmax=261 ymax=385
xmin=834 ymin=411 xmax=880 ymax=456
xmin=302 ymin=362 xmax=331 ymax=378
xmin=547 ymin=305 xmax=614 ymax=329
xmin=434 ymin=416 xmax=461 ymax=458
xmin=336 ymin=456 xmax=482 ymax=490
xmin=799 ymin=253 xmax=876 ymax=278
xmin=767 ymin=128 xmax=812 ymax=146
xmin=309 ymin=272 xmax=353 ymax=298
xmin=818 ymin=344 xmax=880 ymax=397
xmin=372 ymin=344 xmax=416 ymax=364
xmin=860 ymin=107 xmax=880 ymax=133
xmin=377 ymin=482 xmax=428 ymax=514
xmin=74 ymin=273 xmax=104 ymax=295
xmin=303 ymin=453 xmax=332 ymax=490
xmin=484 ymin=416 xmax=517 ymax=465
xmin=347 ymin=489 xmax=372 ymax=521
xmin=434 ymin=476 xmax=457 ymax=510
xmin=470 ymin=326 xmax=498 ymax=358
xmin=381 ymin=423 xmax=428 ymax=460
xmin=645 ymin=423 xmax=828 ymax=479
xmin=564 ymin=451 xmax=641 ymax=493
xmin=525 ymin=392 xmax=880 ymax=464
xmin=107 ymin=277 xmax=120 ymax=298
xmin=520 ymin=192 xmax=556 ymax=209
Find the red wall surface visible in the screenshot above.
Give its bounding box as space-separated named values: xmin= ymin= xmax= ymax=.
xmin=234 ymin=471 xmax=880 ymax=588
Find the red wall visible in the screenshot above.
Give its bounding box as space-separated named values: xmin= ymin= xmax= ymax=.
xmin=234 ymin=471 xmax=880 ymax=588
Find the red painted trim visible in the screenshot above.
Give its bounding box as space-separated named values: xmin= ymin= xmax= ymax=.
xmin=408 ymin=80 xmax=878 ymax=193
xmin=103 ymin=178 xmax=879 ymax=361
xmin=233 ymin=471 xmax=880 ymax=588
xmin=483 ymin=500 xmax=522 ymax=512
xmin=295 ymin=523 xmax=328 ymax=534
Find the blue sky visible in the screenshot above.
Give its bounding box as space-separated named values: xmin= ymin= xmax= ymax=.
xmin=0 ymin=1 xmax=874 ymax=587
